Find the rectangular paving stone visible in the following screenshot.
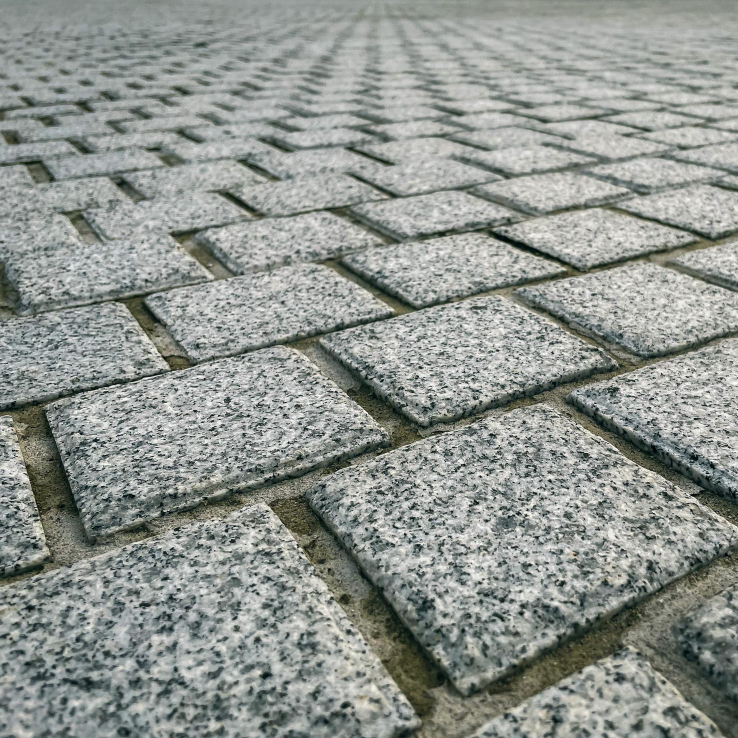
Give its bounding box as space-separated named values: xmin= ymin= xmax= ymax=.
xmin=83 ymin=131 xmax=184 ymax=152
xmin=519 ymin=103 xmax=609 ymax=121
xmin=618 ymin=184 xmax=738 ymax=239
xmin=272 ymin=127 xmax=377 ymax=150
xmin=569 ymin=340 xmax=738 ymax=502
xmin=351 ymin=191 xmax=521 ymax=241
xmin=45 ymin=149 xmax=164 ymax=179
xmin=0 ymin=214 xmax=83 ymax=260
xmin=0 ymin=303 xmax=167 ymax=410
xmin=365 ymin=119 xmax=462 ymax=140
xmin=639 ymin=126 xmax=738 ymax=148
xmin=671 ymin=141 xmax=738 ymax=174
xmin=0 ymin=141 xmax=78 ymax=164
xmin=453 ymin=111 xmax=532 ymax=130
xmin=307 ymin=404 xmax=735 ymax=693
xmin=671 ymin=241 xmax=738 ymax=291
xmin=542 ymin=119 xmax=639 ymax=138
xmin=163 ymin=138 xmax=277 ymax=163
xmin=146 ymin=264 xmax=393 ymax=362
xmin=250 ymin=148 xmax=383 ymax=179
xmin=517 ymin=263 xmax=738 ymax=357
xmin=0 ymin=416 xmax=49 ymax=577
xmin=551 ymin=134 xmax=672 ymax=161
xmin=604 ymin=110 xmax=699 ymax=130
xmin=196 ymin=211 xmax=382 ymax=273
xmin=320 ymin=296 xmax=614 ymax=425
xmin=470 ymin=648 xmax=722 ymax=738
xmin=456 ymin=145 xmax=595 ymax=176
xmin=35 ymin=177 xmax=128 ymax=211
xmin=0 ymin=165 xmax=34 ymax=189
xmin=680 ymin=583 xmax=738 ymax=704
xmin=46 ymin=346 xmax=388 ymax=539
xmin=0 ymin=505 xmax=418 ymax=737
xmin=356 ymin=136 xmax=478 ymax=163
xmin=4 ymin=234 xmax=211 ymax=314
xmin=451 ymin=126 xmax=564 ymax=150
xmin=120 ymin=114 xmax=212 ymax=133
xmin=281 ymin=113 xmax=371 ymax=130
xmin=496 ymin=208 xmax=696 ymax=269
xmin=585 ymin=157 xmax=723 ymax=193
xmin=342 ymin=233 xmax=565 ymax=308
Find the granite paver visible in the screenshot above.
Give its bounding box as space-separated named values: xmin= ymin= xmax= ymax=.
xmin=671 ymin=241 xmax=738 ymax=291
xmin=585 ymin=157 xmax=723 ymax=193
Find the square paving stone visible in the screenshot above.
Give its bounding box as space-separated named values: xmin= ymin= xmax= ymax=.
xmin=4 ymin=234 xmax=211 ymax=315
xmin=307 ymin=404 xmax=735 ymax=693
xmin=231 ymin=174 xmax=384 ymax=216
xmin=0 ymin=505 xmax=418 ymax=737
xmin=342 ymin=233 xmax=564 ymax=308
xmin=517 ymin=263 xmax=738 ymax=357
xmin=552 ymin=134 xmax=672 ymax=161
xmin=618 ymin=185 xmax=738 ymax=239
xmin=585 ymin=157 xmax=723 ymax=193
xmin=46 ymin=346 xmax=388 ymax=539
xmin=451 ymin=126 xmax=564 ymax=150
xmin=250 ymin=148 xmax=383 ymax=179
xmin=671 ymin=142 xmax=738 ymax=174
xmin=0 ymin=303 xmax=167 ymax=409
xmin=680 ymin=583 xmax=738 ymax=704
xmin=320 ymin=296 xmax=614 ymax=425
xmin=0 ymin=416 xmax=49 ymax=577
xmin=474 ymin=172 xmax=631 ymax=215
xmin=350 ymin=191 xmax=521 ymax=241
xmin=671 ymin=241 xmax=738 ymax=291
xmin=456 ymin=145 xmax=594 ymax=176
xmin=35 ymin=177 xmax=127 ymax=211
xmin=496 ymin=208 xmax=696 ymax=269
xmin=45 ymin=149 xmax=164 ymax=179
xmin=145 ymin=264 xmax=393 ymax=362
xmin=470 ymin=648 xmax=722 ymax=738
xmin=196 ymin=211 xmax=382 ymax=273
xmin=569 ymin=340 xmax=738 ymax=502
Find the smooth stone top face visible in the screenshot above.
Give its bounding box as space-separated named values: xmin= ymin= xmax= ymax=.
xmin=680 ymin=583 xmax=738 ymax=703
xmin=569 ymin=341 xmax=738 ymax=502
xmin=671 ymin=241 xmax=738 ymax=291
xmin=308 ymin=405 xmax=736 ymax=695
xmin=458 ymin=144 xmax=594 ymax=176
xmin=0 ymin=303 xmax=167 ymax=410
xmin=45 ymin=149 xmax=164 ymax=179
xmin=145 ymin=264 xmax=394 ymax=362
xmin=516 ymin=263 xmax=738 ymax=357
xmin=342 ymin=233 xmax=565 ymax=308
xmin=553 ymin=133 xmax=671 ymax=161
xmin=0 ymin=416 xmax=49 ymax=577
xmin=320 ymin=296 xmax=615 ymax=426
xmin=0 ymin=505 xmax=418 ymax=738
xmin=585 ymin=157 xmax=722 ymax=193
xmin=496 ymin=208 xmax=696 ymax=269
xmin=250 ymin=148 xmax=382 ymax=179
xmin=46 ymin=346 xmax=388 ymax=539
xmin=470 ymin=648 xmax=722 ymax=738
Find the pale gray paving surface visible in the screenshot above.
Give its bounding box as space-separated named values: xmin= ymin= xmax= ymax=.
xmin=470 ymin=648 xmax=723 ymax=738
xmin=0 ymin=303 xmax=167 ymax=409
xmin=0 ymin=214 xmax=83 ymax=259
xmin=145 ymin=264 xmax=394 ymax=362
xmin=46 ymin=346 xmax=389 ymax=538
xmin=585 ymin=157 xmax=724 ymax=193
xmin=0 ymin=141 xmax=78 ymax=164
xmin=272 ymin=127 xmax=377 ymax=150
xmin=342 ymin=233 xmax=565 ymax=308
xmin=250 ymin=148 xmax=383 ymax=179
xmin=550 ymin=133 xmax=672 ymax=161
xmin=639 ymin=126 xmax=738 ymax=148
xmin=672 ymin=241 xmax=738 ymax=291
xmin=35 ymin=177 xmax=128 ymax=211
xmin=307 ymin=404 xmax=736 ymax=693
xmin=0 ymin=416 xmax=49 ymax=577
xmin=320 ymin=296 xmax=614 ymax=426
xmin=671 ymin=142 xmax=738 ymax=174
xmin=45 ymin=149 xmax=164 ymax=179
xmin=82 ymin=130 xmax=183 ymax=152
xmin=456 ymin=145 xmax=595 ymax=176
xmin=356 ymin=136 xmax=478 ymax=163
xmin=162 ymin=138 xmax=278 ymax=163
xmin=0 ymin=504 xmax=418 ymax=737
xmin=680 ymin=583 xmax=738 ymax=704
xmin=451 ymin=126 xmax=563 ymax=150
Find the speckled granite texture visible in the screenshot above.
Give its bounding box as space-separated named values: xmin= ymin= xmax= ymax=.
xmin=470 ymin=648 xmax=722 ymax=738
xmin=552 ymin=133 xmax=670 ymax=161
xmin=320 ymin=296 xmax=614 ymax=425
xmin=516 ymin=263 xmax=738 ymax=357
xmin=250 ymin=148 xmax=382 ymax=179
xmin=0 ymin=303 xmax=167 ymax=409
xmin=35 ymin=177 xmax=128 ymax=211
xmin=145 ymin=264 xmax=394 ymax=362
xmin=46 ymin=346 xmax=388 ymax=538
xmin=458 ymin=144 xmax=594 ymax=176
xmin=308 ymin=405 xmax=736 ymax=693
xmin=0 ymin=505 xmax=418 ymax=737
xmin=570 ymin=341 xmax=738 ymax=502
xmin=680 ymin=584 xmax=738 ymax=704
xmin=672 ymin=241 xmax=738 ymax=291
xmin=585 ymin=157 xmax=722 ymax=193
xmin=0 ymin=416 xmax=49 ymax=577
xmin=45 ymin=148 xmax=164 ymax=179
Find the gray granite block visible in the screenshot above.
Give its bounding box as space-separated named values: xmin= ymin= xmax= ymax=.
xmin=671 ymin=241 xmax=738 ymax=291
xmin=0 ymin=303 xmax=167 ymax=409
xmin=618 ymin=185 xmax=738 ymax=239
xmin=569 ymin=340 xmax=738 ymax=502
xmin=146 ymin=263 xmax=392 ymax=361
xmin=521 ymin=103 xmax=608 ymax=121
xmin=196 ymin=211 xmax=382 ymax=273
xmin=366 ymin=119 xmax=462 ymax=140
xmin=671 ymin=142 xmax=738 ymax=174
xmin=231 ymin=174 xmax=384 ymax=216
xmin=84 ymin=193 xmax=247 ymax=240
xmin=680 ymin=583 xmax=738 ymax=703
xmin=163 ymin=138 xmax=277 ymax=163
xmin=36 ymin=177 xmax=127 ymax=211
xmin=585 ymin=157 xmax=723 ymax=193
xmin=357 ymin=136 xmax=477 ymax=163
xmin=45 ymin=149 xmax=164 ymax=179
xmin=639 ymin=126 xmax=738 ymax=148
xmin=542 ymin=120 xmax=639 ymax=138
xmin=18 ymin=120 xmax=114 ymax=142
xmin=307 ymin=404 xmax=735 ymax=692
xmin=496 ymin=208 xmax=696 ymax=269
xmin=0 ymin=214 xmax=84 ymax=260
xmin=0 ymin=141 xmax=78 ymax=164
xmin=343 ymin=233 xmax=564 ymax=307
xmin=453 ymin=111 xmax=532 ymax=130
xmin=451 ymin=126 xmax=563 ymax=150
xmin=551 ymin=134 xmax=672 ymax=161
xmin=0 ymin=165 xmax=35 ymax=189
xmin=517 ymin=263 xmax=738 ymax=357
xmin=120 ymin=114 xmax=211 ymax=133
xmin=456 ymin=145 xmax=594 ymax=176
xmin=0 ymin=187 xmax=55 ymax=221
xmin=281 ymin=114 xmax=371 ymax=130
xmin=46 ymin=346 xmax=388 ymax=538
xmin=185 ymin=122 xmax=281 ymax=140
xmin=250 ymin=148 xmax=382 ymax=179
xmin=0 ymin=504 xmax=418 ymax=737
xmin=470 ymin=648 xmax=722 ymax=738
xmin=321 ymin=296 xmax=614 ymax=425
xmin=474 ymin=172 xmax=631 ymax=215
xmin=351 ymin=191 xmax=521 ymax=241
xmin=605 ymin=111 xmax=699 ymax=130
xmin=273 ymin=127 xmax=376 ymax=150
xmin=0 ymin=416 xmax=49 ymax=577
xmin=5 ymin=234 xmax=211 ymax=314
xmin=363 ymin=105 xmax=446 ymax=123
xmin=83 ymin=131 xmax=184 ymax=153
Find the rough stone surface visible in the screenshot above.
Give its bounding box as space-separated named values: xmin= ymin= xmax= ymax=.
xmin=672 ymin=241 xmax=738 ymax=291
xmin=585 ymin=157 xmax=723 ymax=193
xmin=457 ymin=144 xmax=594 ymax=176
xmin=45 ymin=149 xmax=164 ymax=179
xmin=308 ymin=404 xmax=736 ymax=693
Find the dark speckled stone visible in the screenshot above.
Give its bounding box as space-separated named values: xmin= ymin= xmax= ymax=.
xmin=307 ymin=405 xmax=736 ymax=694
xmin=0 ymin=504 xmax=419 ymax=737
xmin=46 ymin=346 xmax=388 ymax=539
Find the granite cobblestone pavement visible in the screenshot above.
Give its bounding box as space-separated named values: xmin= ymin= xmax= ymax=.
xmin=2 ymin=1 xmax=738 ymax=736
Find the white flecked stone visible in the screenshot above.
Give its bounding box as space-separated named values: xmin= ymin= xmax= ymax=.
xmin=457 ymin=145 xmax=594 ymax=176
xmin=585 ymin=157 xmax=723 ymax=193
xmin=250 ymin=148 xmax=382 ymax=179
xmin=451 ymin=126 xmax=562 ymax=150
xmin=35 ymin=177 xmax=128 ymax=211
xmin=639 ymin=126 xmax=738 ymax=148
xmin=671 ymin=142 xmax=738 ymax=174
xmin=671 ymin=241 xmax=738 ymax=291
xmin=551 ymin=134 xmax=671 ymax=161
xmin=0 ymin=214 xmax=83 ymax=260
xmin=45 ymin=149 xmax=164 ymax=179
xmin=0 ymin=141 xmax=78 ymax=164
xmin=163 ymin=138 xmax=277 ymax=163
xmin=0 ymin=165 xmax=35 ymax=189
xmin=82 ymin=131 xmax=183 ymax=152
xmin=357 ymin=136 xmax=477 ymax=163
xmin=0 ymin=505 xmax=418 ymax=737
xmin=272 ymin=127 xmax=376 ymax=150
xmin=308 ymin=404 xmax=736 ymax=693
xmin=46 ymin=346 xmax=388 ymax=538
xmin=604 ymin=110 xmax=698 ymax=130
